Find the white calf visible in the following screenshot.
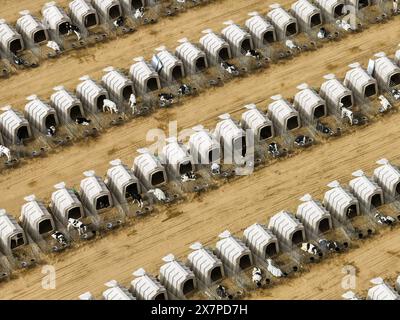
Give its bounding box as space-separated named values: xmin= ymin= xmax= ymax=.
xmin=285 ymin=39 xmax=299 ymax=50
xmin=341 ymin=107 xmax=354 ymax=125
xmin=378 ymin=95 xmax=392 ymax=113
xmin=129 ymin=94 xmax=137 ymax=114
xmin=148 ymin=188 xmax=166 ymax=201
xmin=103 ymin=99 xmax=118 ymax=114
xmin=266 ymin=259 xmax=285 ymax=278
xmin=47 ymin=41 xmax=61 ymax=53
xmin=211 ymin=163 xmax=220 ymax=175
xmin=134 ymin=8 xmax=145 ymax=19
xmin=0 ymin=145 xmax=11 ymax=162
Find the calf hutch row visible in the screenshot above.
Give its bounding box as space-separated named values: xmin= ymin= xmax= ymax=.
xmin=343 ymin=276 xmax=400 ymax=300
xmin=74 ymin=157 xmax=400 ymax=300
xmin=1 ymin=47 xmax=399 ymax=149
xmin=0 ymin=0 xmax=166 ymax=58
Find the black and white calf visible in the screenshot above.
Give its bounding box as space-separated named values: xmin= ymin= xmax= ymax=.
xmin=220 ymin=61 xmax=239 ymax=75
xmin=67 ymin=218 xmax=88 ymax=236
xmin=245 ymin=49 xmax=262 ymax=60
xmin=374 ymin=213 xmax=396 ymax=225
xmin=66 ymin=22 xmax=81 ymax=41
xmin=75 ymin=117 xmax=91 ymax=126
xmin=301 ymin=242 xmax=323 ymax=256
xmin=159 ymin=93 xmax=174 ymax=107
xmin=0 ymin=145 xmax=11 ymax=162
xmin=11 ymin=53 xmax=26 ymax=66
xmin=252 ymin=267 xmax=263 ymax=288
xmin=134 ymin=7 xmax=145 ymax=19
xmin=268 ymin=142 xmax=280 ymax=158
xmin=127 ymin=190 xmax=144 ymax=208
xmin=114 ymin=16 xmax=125 ymax=27
xmin=47 ymin=125 xmax=56 ymax=136
xmin=51 ymin=231 xmax=68 ymax=247
xmin=178 ymin=84 xmax=192 ymax=96
xmin=181 ymin=171 xmax=196 ymax=182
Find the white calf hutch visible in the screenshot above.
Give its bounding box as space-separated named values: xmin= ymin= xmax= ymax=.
xmin=187 ymin=242 xmax=225 ymax=285
xmin=76 ymin=76 xmax=109 ymax=113
xmin=315 ymin=0 xmax=346 ymax=20
xmin=16 ymin=11 xmax=49 ymax=46
xmin=50 ymin=86 xmax=85 ymax=123
xmin=20 ymin=195 xmax=55 ymax=238
xmin=133 ymin=151 xmax=167 ymax=189
xmin=293 ymin=85 xmax=327 ymax=121
xmin=199 ymin=30 xmax=232 ymax=64
xmin=319 ymin=76 xmax=354 ymax=112
xmin=296 ymin=194 xmax=332 ymax=235
xmin=241 ymin=104 xmax=274 ymax=142
xmin=51 ymin=182 xmax=84 ymax=224
xmin=106 ymin=159 xmax=141 ymax=203
xmin=367 ymin=283 xmax=400 ymax=300
xmin=0 ymin=20 xmax=24 ymax=54
xmin=373 ymin=159 xmax=400 ymax=200
xmin=243 ymin=223 xmax=279 ymax=259
xmin=175 ymin=38 xmax=208 ymax=74
xmin=161 ymin=140 xmax=194 ymax=177
xmin=41 ymin=2 xmax=73 ymax=39
xmin=268 ymin=211 xmax=306 ymax=247
xmin=221 ymin=21 xmax=254 ymax=56
xmin=102 ymin=281 xmax=135 ymax=300
xmin=267 ymin=5 xmax=298 ymax=40
xmin=214 ymin=114 xmax=247 ymax=161
xmin=344 ymin=64 xmax=378 ymax=99
xmin=291 ymin=0 xmax=323 ymax=31
xmin=372 ymin=54 xmax=400 ymax=89
xmin=131 ymin=268 xmax=168 ymax=300
xmin=129 ymin=58 xmax=161 ymax=94
xmin=69 ymin=0 xmax=100 ymax=31
xmin=323 ymin=180 xmax=360 ymax=221
xmin=245 ymin=13 xmax=276 ymax=48
xmin=0 ymin=209 xmax=27 ymax=254
xmin=151 ymin=47 xmax=185 ymax=82
xmin=102 ymin=67 xmax=134 ymax=103
xmin=159 ymin=254 xmax=197 ymax=298
xmin=188 ymin=127 xmax=220 ymax=165
xmin=0 ymin=107 xmax=32 ymax=144
xmin=267 ymin=97 xmax=300 ymax=134
xmin=80 ymin=171 xmax=113 ymax=214
xmin=24 ymin=96 xmax=59 ymax=134
xmin=215 ymin=231 xmax=253 ymax=273
xmin=92 ymin=0 xmax=123 ymax=23
xmin=349 ymin=170 xmax=384 ymax=211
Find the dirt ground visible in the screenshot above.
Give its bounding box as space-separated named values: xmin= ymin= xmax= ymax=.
xmin=1 ymin=0 xmax=400 ymax=300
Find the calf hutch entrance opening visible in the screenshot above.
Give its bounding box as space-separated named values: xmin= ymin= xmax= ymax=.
xmin=239 ymin=254 xmax=252 ymax=270
xmin=260 ymin=125 xmax=272 ymax=140
xmin=132 ymin=0 xmax=143 ymax=10
xmin=85 ymin=13 xmax=98 ymax=28
xmin=219 ymin=48 xmax=230 ymax=61
xmin=286 ymin=22 xmax=297 ymax=36
xmin=17 ymin=126 xmax=30 ymax=140
xmin=70 ymin=105 xmax=83 ymax=120
xmin=123 ymin=86 xmax=134 ymax=100
xmin=34 ymin=30 xmax=47 ymax=44
xmin=264 ymin=31 xmax=275 ymax=44
xmin=109 ymin=5 xmax=121 ymax=19
xmin=265 ymin=243 xmax=277 ymax=257
xmin=196 ymin=57 xmax=207 ymax=71
xmin=210 ymin=266 xmax=223 ymax=282
xmin=241 ymin=39 xmax=252 ymax=52
xmin=172 ymin=66 xmax=183 ymax=81
xmin=68 ymin=206 xmax=82 ymax=219
xmin=358 ymin=0 xmax=370 ymax=9
xmin=346 ymin=204 xmax=358 ymax=219
xmin=179 ymin=162 xmax=193 ymax=175
xmin=319 ymin=218 xmax=331 ymax=233
xmin=10 ymin=39 xmax=23 ymax=53
xmin=147 ymin=78 xmax=159 ymax=92
xmin=11 ymin=233 xmax=25 ymax=249
xmin=334 ymin=4 xmax=345 ymax=18
xmin=39 ymin=219 xmax=53 ymax=234
xmin=390 ymin=73 xmax=400 ymax=87
xmin=59 ymin=22 xmax=70 ymax=35
xmin=97 ymin=95 xmax=107 ymax=111
xmin=314 ymin=104 xmax=325 ymax=118
xmin=151 ymin=171 xmax=165 ymax=186
xmin=233 ymin=136 xmax=247 ymax=157
xmin=125 ymin=183 xmax=139 ymax=199
xmin=287 ymin=116 xmax=299 ymax=130
xmin=292 ymin=230 xmax=304 ymax=245
xmin=96 ymin=195 xmax=111 ymax=210
xmin=45 ymin=114 xmax=57 ymax=129
xmin=364 ymin=83 xmax=376 ymax=97
xmin=182 ymin=279 xmax=195 ymax=295
xmin=341 ymin=95 xmax=352 ymax=109
xmin=154 ymin=293 xmax=166 ymax=300
xmin=310 ymin=13 xmax=322 ymax=28
xmin=371 ymin=194 xmax=382 ymax=208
